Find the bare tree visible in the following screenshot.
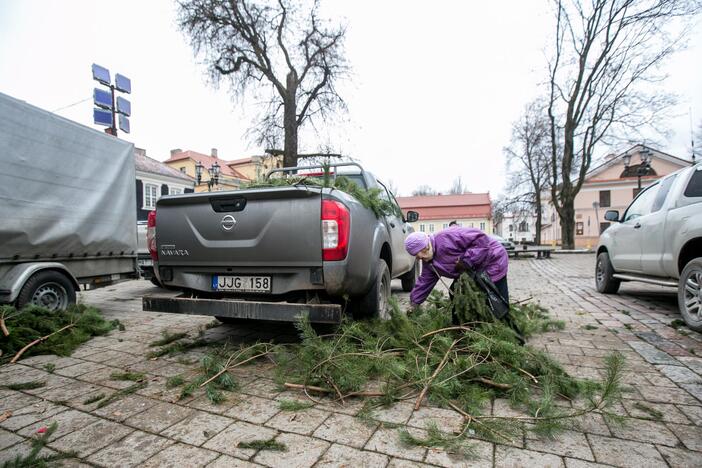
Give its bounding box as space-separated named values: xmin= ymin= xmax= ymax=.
xmin=178 ymin=0 xmax=349 ymax=167
xmin=448 ymin=177 xmax=468 ymax=194
xmin=546 ymin=0 xmax=700 ymax=248
xmin=412 ymin=185 xmax=438 ymax=196
xmin=504 ymin=99 xmax=552 ymax=245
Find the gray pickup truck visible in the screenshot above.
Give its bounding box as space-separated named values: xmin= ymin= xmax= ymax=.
xmin=595 ymin=162 xmax=702 ymax=330
xmin=142 ymin=163 xmax=419 ymax=323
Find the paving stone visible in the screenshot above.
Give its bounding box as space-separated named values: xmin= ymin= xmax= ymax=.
xmin=185 ymin=393 xmax=241 ymax=414
xmin=224 ymin=395 xmax=280 ymax=424
xmin=23 ymin=374 xmax=74 ymax=396
xmin=365 ymin=427 xmax=426 ymax=462
xmin=253 ymin=432 xmax=329 ymax=468
xmin=0 ymin=439 xmax=55 ymax=464
xmin=637 ymin=385 xmax=699 ymax=405
xmin=666 ymin=423 xmax=702 ymax=451
xmin=17 ymin=408 xmax=101 ymax=441
xmin=316 ymin=443 xmax=388 ymax=468
xmin=313 ymin=413 xmax=376 ymax=448
xmin=424 ymin=438 xmax=493 ymax=468
xmin=681 ymin=383 xmax=702 ymax=402
xmin=608 ymin=417 xmax=679 ymax=446
xmin=626 ymin=342 xmax=679 ymax=365
xmin=643 ymin=373 xmax=678 ymax=387
xmin=386 ymin=459 xmax=435 ymax=467
xmin=40 ymin=380 xmax=103 ymax=403
xmin=564 ymin=458 xmax=616 ymax=468
xmin=655 ymin=365 xmax=702 ymax=384
xmin=676 ymin=404 xmax=702 ymax=425
xmin=123 ymin=402 xmax=194 ymax=433
xmin=657 ymin=444 xmax=702 ymax=468
xmin=494 ymin=445 xmax=564 ymax=467
xmin=265 ymin=407 xmax=330 ymax=435
xmin=526 ymin=429 xmax=593 ymax=460
xmin=87 ymin=430 xmax=173 ymax=467
xmin=140 ymin=442 xmax=220 ymax=468
xmin=93 ymin=394 xmax=157 ymax=422
xmin=676 ymin=356 xmax=702 ymax=375
xmin=203 ymin=420 xmax=277 ymax=459
xmin=48 ymin=418 xmax=134 ymax=457
xmin=161 ymin=411 xmax=233 ymax=446
xmin=571 ymin=412 xmax=611 ymax=436
xmin=0 ymin=428 xmax=23 ymax=450
xmin=371 ymin=401 xmax=415 ymax=425
xmin=0 ymin=392 xmax=42 ymax=413
xmin=407 ymin=406 xmax=464 ymax=434
xmin=622 ymin=400 xmax=691 ymax=424
xmin=207 ymin=454 xmax=263 ymax=467
xmin=0 ymin=400 xmax=66 ymax=431
xmin=241 ymin=378 xmax=283 ymax=398
xmin=587 ymin=434 xmax=666 ymax=468
xmin=54 ymin=361 xmax=108 ymax=378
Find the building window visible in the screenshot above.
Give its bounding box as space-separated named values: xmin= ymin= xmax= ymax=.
xmin=429 ymin=224 xmax=435 ymax=233
xmin=576 ymin=222 xmax=584 ymax=235
xmin=470 ymin=222 xmax=474 ymax=228
xmin=599 ymin=222 xmax=611 ymax=234
xmin=508 ymin=224 xmax=513 ymax=232
xmin=169 ymin=187 xmax=182 ymax=195
xmin=443 ymin=223 xmax=448 ymax=229
xmin=518 ymin=221 xmax=528 ymax=231
xmin=480 ymin=222 xmax=485 ymax=231
xmin=144 ymin=183 xmax=158 ymax=209
xmin=179 ymin=167 xmax=186 ymax=173
xmin=419 ymin=224 xmax=425 ymax=232
xmin=599 ymin=190 xmax=611 ymax=208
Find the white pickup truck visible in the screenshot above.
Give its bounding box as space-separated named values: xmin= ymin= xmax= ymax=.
xmin=595 ymin=162 xmax=702 ymax=330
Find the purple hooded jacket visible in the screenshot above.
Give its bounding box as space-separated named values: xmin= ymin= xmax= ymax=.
xmin=410 ymin=227 xmax=508 ymax=305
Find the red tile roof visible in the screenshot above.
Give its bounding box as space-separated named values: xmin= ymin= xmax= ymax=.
xmin=397 ymin=193 xmax=492 ymax=220
xmin=165 ymin=150 xmax=250 ymax=180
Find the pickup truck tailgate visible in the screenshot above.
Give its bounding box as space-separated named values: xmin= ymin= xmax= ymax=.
xmin=156 ymin=187 xmax=323 ymax=267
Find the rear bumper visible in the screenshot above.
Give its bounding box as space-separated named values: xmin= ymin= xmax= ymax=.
xmin=142 ymin=294 xmax=342 ymax=324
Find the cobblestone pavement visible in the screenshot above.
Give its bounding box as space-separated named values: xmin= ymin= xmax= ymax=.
xmin=1 ymin=253 xmax=701 ymax=467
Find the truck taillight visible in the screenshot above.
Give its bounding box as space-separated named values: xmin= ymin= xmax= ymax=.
xmin=147 ymin=210 xmax=157 ymax=261
xmin=321 ymin=199 xmax=350 ymax=261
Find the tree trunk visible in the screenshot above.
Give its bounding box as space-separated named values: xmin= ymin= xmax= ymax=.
xmin=283 ymin=70 xmax=298 ymax=168
xmin=559 ymin=201 xmax=575 ymax=249
xmin=534 ymin=201 xmax=542 ymax=246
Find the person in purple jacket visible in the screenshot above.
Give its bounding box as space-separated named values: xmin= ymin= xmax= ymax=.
xmin=404 ymin=228 xmax=509 ymax=308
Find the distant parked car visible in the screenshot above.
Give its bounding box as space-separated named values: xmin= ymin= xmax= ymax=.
xmin=596 ymin=163 xmax=702 ymax=330
xmin=490 ymin=234 xmax=516 ymax=251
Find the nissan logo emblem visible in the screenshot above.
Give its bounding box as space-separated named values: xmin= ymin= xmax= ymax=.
xmin=221 ymin=215 xmax=237 ymax=231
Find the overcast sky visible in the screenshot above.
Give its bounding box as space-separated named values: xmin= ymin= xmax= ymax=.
xmin=1 ymin=1 xmax=700 ymax=196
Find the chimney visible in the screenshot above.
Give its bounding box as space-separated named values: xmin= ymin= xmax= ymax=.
xmin=170 ymin=148 xmax=182 ymax=157
xmin=211 ymin=148 xmax=218 ymax=158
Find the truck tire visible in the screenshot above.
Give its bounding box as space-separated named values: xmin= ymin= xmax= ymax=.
xmin=16 ymin=270 xmax=76 ymax=312
xmin=357 ymin=259 xmax=392 ymax=320
xmin=595 ymin=252 xmax=620 ymax=294
xmin=678 ymin=258 xmax=702 ymax=332
xmin=400 ymin=261 xmax=419 ymax=292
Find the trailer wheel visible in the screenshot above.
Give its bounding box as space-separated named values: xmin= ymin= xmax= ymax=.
xmin=400 ymin=261 xmax=419 ymax=292
xmin=356 ymin=259 xmax=392 ymax=320
xmin=16 ymin=270 xmax=76 ymax=312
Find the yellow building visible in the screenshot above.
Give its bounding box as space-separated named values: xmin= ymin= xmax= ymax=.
xmin=228 ymin=154 xmax=284 ymax=180
xmin=541 ymin=145 xmax=692 ymax=248
xmin=164 ymin=149 xmax=250 ymax=192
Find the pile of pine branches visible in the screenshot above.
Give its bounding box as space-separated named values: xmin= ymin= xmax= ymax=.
xmin=181 ymin=276 xmax=624 ymax=453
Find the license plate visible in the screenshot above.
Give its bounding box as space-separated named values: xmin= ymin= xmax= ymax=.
xmin=212 ymin=275 xmax=272 ymax=293
xmin=138 ymin=259 xmax=153 ymax=266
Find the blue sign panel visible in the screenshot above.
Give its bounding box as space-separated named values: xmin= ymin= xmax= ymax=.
xmin=94 ymin=88 xmax=112 ymax=110
xmin=116 ymin=96 xmax=131 ymax=116
xmin=115 ymin=74 xmax=131 ymax=94
xmin=92 ymin=64 xmax=111 ymax=86
xmin=118 ymin=114 xmax=130 ymax=133
xmin=93 ymin=108 xmax=113 ymax=126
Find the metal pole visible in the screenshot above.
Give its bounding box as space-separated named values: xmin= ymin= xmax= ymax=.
xmin=110 ymin=84 xmax=118 ymax=137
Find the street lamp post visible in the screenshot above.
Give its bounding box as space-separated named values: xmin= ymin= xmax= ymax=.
xmin=195 ymin=161 xmax=220 ymax=192
xmin=623 ymin=148 xmax=653 ymax=191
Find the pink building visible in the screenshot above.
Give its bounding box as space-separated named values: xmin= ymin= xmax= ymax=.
xmin=541 ymin=145 xmax=692 ymax=248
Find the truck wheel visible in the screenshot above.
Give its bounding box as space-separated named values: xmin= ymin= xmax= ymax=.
xmin=358 ymin=259 xmax=392 ymax=320
xmin=16 ymin=270 xmax=76 ymax=312
xmin=400 ymin=261 xmax=419 ymax=292
xmin=595 ymin=252 xmax=620 ymax=294
xmin=678 ymin=258 xmax=702 ymax=332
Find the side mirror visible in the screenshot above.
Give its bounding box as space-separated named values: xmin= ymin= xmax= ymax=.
xmin=406 ymin=211 xmax=419 ymax=223
xmin=604 ymin=210 xmax=620 ymax=222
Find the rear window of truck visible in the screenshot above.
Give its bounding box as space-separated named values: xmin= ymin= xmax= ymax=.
xmin=684 ymin=167 xmax=702 ymax=198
